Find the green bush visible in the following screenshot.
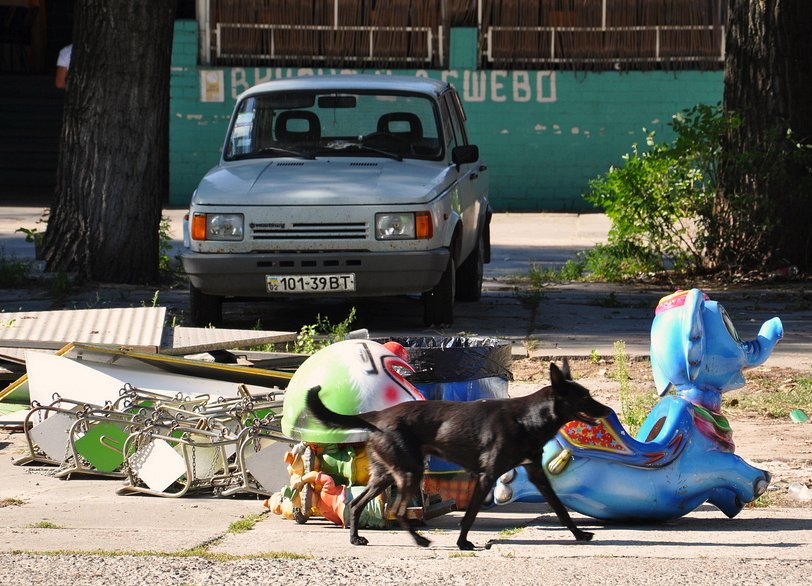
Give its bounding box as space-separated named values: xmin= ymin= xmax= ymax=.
xmin=584 ymin=103 xmax=737 ymax=279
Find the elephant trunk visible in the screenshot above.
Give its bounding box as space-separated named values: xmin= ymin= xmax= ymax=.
xmin=743 ymin=317 xmax=783 ymax=367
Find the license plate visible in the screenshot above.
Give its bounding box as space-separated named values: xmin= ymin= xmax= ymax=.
xmin=266 ymin=274 xmax=356 ymax=293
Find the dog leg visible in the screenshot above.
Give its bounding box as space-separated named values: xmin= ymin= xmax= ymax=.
xmin=348 ymin=477 xmax=391 ymax=546
xmin=391 ymin=473 xmax=431 ymax=547
xmin=525 ymin=464 xmax=593 ymax=541
xmin=455 ymin=475 xmax=493 ymax=550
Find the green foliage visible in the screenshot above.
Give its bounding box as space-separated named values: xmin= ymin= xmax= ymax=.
xmin=227 ymin=513 xmax=264 ymax=534
xmin=724 ymin=373 xmax=812 ymax=419
xmin=158 ymin=215 xmax=173 ymax=272
xmin=0 ymin=250 xmax=30 ymax=287
xmin=522 ymin=259 xmax=586 ymax=287
xmin=27 ymin=520 xmax=62 ymax=529
xmin=293 ymin=307 xmax=357 ymax=354
xmin=613 ymin=340 xmax=658 ymax=436
xmin=47 ymin=271 xmax=73 ymax=301
xmin=585 ymin=103 xmax=737 ymax=279
xmin=559 ymin=258 xmax=586 ymax=281
xmin=16 ymin=208 xmax=49 ymax=259
xmin=581 ymin=242 xmax=662 ymax=282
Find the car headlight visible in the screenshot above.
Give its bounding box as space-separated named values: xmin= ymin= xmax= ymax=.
xmin=191 ymin=213 xmax=244 ymax=241
xmin=375 ymin=212 xmax=432 ymax=240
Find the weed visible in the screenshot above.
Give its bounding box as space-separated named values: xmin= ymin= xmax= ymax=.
xmin=580 ymin=242 xmax=663 ymax=282
xmin=592 ymin=292 xmax=625 ymax=308
xmin=16 ymin=208 xmax=49 ymax=260
xmin=498 ymin=526 xmax=524 ymax=538
xmin=0 ymin=497 xmax=25 ymax=508
xmin=613 ymin=340 xmax=658 ymax=436
xmin=293 ymin=307 xmax=357 ymax=354
xmin=724 ymin=372 xmax=812 ymax=418
xmin=0 ymin=249 xmax=30 ymax=287
xmin=47 ymin=271 xmax=73 ymax=301
xmin=559 ymin=258 xmax=586 ymax=281
xmin=143 ymin=290 xmax=160 ymax=308
xmin=27 ymin=520 xmax=62 ymax=529
xmin=246 ymin=320 xmax=277 ymax=352
xmin=745 ymin=491 xmax=773 ymax=509
xmin=589 ymin=348 xmax=601 ymax=364
xmin=227 ymin=513 xmax=264 ymax=534
xmin=449 ymin=551 xmax=476 ymax=558
xmin=158 ymin=215 xmax=173 ymax=272
xmin=523 ymin=337 xmax=539 ymax=353
xmin=527 ymin=264 xmax=561 ymax=287
xmin=18 ymin=547 xmax=313 ymax=561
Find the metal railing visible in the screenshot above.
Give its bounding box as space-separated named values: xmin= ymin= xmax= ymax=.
xmin=485 ymin=25 xmax=725 ymax=66
xmin=214 ymin=23 xmax=440 ymax=66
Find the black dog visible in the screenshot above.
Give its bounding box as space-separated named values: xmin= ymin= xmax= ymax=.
xmin=306 ymin=359 xmax=612 ymax=550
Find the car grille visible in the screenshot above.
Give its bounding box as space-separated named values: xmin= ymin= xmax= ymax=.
xmin=250 ymin=221 xmax=368 ymax=240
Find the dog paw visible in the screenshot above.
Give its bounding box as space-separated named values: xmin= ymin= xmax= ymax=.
xmin=414 ymin=534 xmax=431 ymax=548
xmin=574 ymin=530 xmax=594 ymax=542
xmin=351 ymin=536 xmax=369 ymax=546
xmin=457 ymin=539 xmax=475 ymax=550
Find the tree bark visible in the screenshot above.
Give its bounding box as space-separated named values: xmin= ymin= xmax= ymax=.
xmin=43 ymin=0 xmax=177 ymax=283
xmin=713 ymin=0 xmax=812 ymax=273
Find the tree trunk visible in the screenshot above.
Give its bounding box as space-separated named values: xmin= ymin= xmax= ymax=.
xmin=43 ymin=0 xmax=177 ymax=283
xmin=712 ymin=0 xmax=812 ymax=273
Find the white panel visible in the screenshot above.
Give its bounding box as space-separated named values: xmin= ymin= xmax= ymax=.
xmin=0 ymin=307 xmax=166 ymax=350
xmin=129 ymin=439 xmax=186 ymax=493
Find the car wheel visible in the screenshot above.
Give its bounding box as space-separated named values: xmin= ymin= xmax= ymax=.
xmin=423 ymin=257 xmax=455 ymax=326
xmin=189 ymin=282 xmax=223 ymax=326
xmin=456 ymin=231 xmax=484 ymax=302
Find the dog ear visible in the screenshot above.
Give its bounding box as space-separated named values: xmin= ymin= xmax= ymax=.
xmin=549 ymin=361 xmax=564 ymax=387
xmin=561 ymin=357 xmax=572 ymax=380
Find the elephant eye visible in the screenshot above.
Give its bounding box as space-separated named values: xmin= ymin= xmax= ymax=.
xmin=720 ymin=306 xmax=741 ymax=343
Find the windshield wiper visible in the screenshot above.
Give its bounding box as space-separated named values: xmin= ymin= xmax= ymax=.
xmin=237 ymin=146 xmax=316 ymax=160
xmin=323 ymin=140 xmax=403 ymax=162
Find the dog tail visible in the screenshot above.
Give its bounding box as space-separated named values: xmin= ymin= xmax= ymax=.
xmin=305 ymin=385 xmax=378 ymax=432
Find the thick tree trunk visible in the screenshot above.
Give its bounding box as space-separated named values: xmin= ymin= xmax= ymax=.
xmin=712 ymin=0 xmax=812 ymax=273
xmin=43 ymin=0 xmax=177 ymax=283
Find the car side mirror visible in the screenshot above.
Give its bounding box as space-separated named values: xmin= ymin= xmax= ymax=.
xmin=452 ymin=144 xmax=479 ymax=168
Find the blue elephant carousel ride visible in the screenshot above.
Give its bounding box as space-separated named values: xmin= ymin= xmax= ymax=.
xmin=492 ymin=288 xmax=783 ymax=521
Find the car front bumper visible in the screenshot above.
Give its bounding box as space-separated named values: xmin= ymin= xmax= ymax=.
xmin=181 ymin=248 xmax=450 ymax=298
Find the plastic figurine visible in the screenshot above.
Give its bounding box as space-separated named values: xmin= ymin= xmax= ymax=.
xmin=282 ymin=339 xmax=424 ymax=443
xmin=492 ymin=288 xmax=783 ymax=521
xmin=275 ymin=340 xmax=423 ymax=524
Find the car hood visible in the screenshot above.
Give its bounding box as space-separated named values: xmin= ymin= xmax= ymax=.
xmin=194 ymin=158 xmax=452 ymax=206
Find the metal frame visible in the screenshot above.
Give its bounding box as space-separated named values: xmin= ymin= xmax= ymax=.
xmin=484 ymin=24 xmax=725 ymax=65
xmin=214 ymin=23 xmax=436 ymax=65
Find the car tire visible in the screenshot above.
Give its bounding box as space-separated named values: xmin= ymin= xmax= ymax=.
xmin=456 ymin=231 xmax=484 ymax=302
xmin=189 ymin=282 xmax=223 ymax=327
xmin=423 ymin=257 xmax=455 ymax=326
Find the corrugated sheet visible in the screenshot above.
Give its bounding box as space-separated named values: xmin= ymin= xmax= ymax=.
xmin=160 ymin=326 xmax=296 ymax=355
xmin=0 ymin=307 xmax=166 ymax=350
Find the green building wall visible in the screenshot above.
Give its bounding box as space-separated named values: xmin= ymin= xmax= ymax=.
xmin=170 ymin=20 xmax=723 ymax=211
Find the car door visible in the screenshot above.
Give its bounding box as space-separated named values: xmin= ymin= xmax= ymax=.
xmin=443 ymin=90 xmax=487 ymax=259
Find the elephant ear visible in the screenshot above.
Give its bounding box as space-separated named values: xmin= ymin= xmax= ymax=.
xmin=683 ymin=288 xmax=705 ymax=382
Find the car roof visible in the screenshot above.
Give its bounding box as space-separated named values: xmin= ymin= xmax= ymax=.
xmin=239 ymin=74 xmax=450 ymax=100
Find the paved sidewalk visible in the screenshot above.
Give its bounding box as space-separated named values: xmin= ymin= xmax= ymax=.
xmin=1 ymin=206 xmax=810 ymax=368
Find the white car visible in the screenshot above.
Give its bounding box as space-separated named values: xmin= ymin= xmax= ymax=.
xmin=182 ymin=74 xmax=491 ymax=326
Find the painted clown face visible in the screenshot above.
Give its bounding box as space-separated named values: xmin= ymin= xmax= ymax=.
xmin=281 ymin=339 xmax=424 ymax=443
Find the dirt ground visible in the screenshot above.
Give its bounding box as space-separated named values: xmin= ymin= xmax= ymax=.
xmin=510 ymin=357 xmax=812 ymax=508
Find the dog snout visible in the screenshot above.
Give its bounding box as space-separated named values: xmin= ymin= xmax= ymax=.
xmin=579 ymin=398 xmax=612 ymax=422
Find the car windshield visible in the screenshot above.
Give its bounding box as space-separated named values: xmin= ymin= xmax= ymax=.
xmin=224 ymin=89 xmax=443 ymax=161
